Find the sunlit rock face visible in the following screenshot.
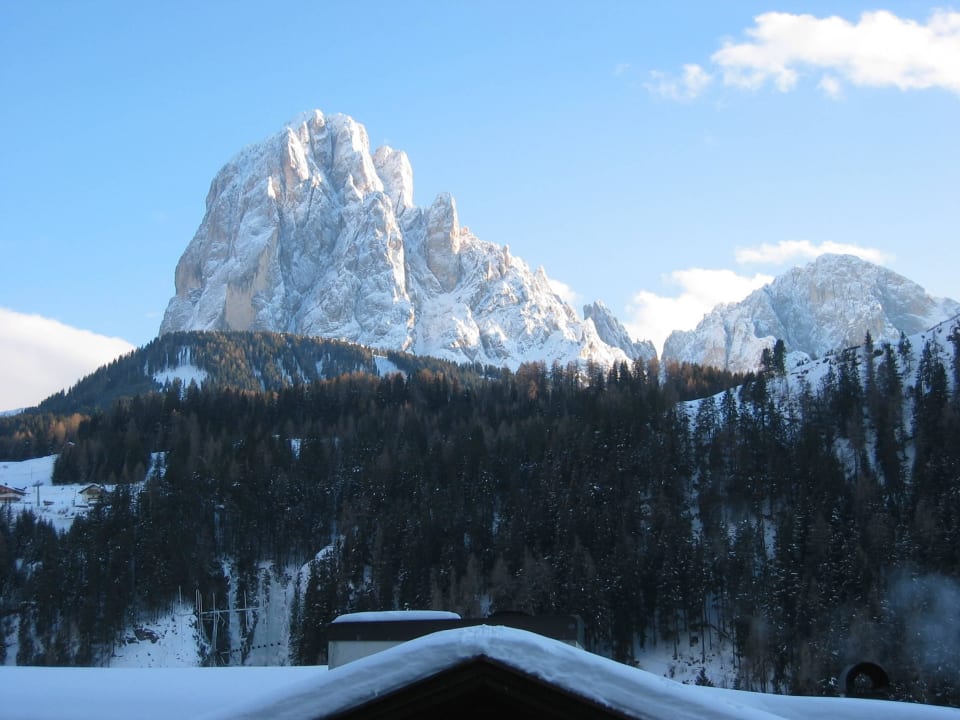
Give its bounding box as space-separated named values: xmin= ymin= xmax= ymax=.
xmin=161 ymin=110 xmax=640 ymax=369
xmin=584 ymin=300 xmax=657 ymax=364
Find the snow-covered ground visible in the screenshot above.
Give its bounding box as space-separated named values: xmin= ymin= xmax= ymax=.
xmin=633 ymin=630 xmax=738 ymax=689
xmin=373 ymin=354 xmax=404 ymax=377
xmin=0 ymin=455 xmax=99 ymax=533
xmin=1 ymin=665 xmax=325 ymax=720
xmin=109 ymin=604 xmax=203 ymax=668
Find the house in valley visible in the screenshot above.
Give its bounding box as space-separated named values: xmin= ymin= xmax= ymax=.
xmin=76 ymin=483 xmax=107 ymax=505
xmin=0 ymin=484 xmax=26 ymax=503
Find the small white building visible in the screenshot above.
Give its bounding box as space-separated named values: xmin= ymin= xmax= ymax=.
xmin=327 ymin=611 xmax=462 ymax=669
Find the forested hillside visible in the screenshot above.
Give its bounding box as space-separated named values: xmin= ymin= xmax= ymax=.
xmin=0 ymin=331 xmax=501 ymax=459
xmin=1 ymin=324 xmax=958 ymax=706
xmin=36 ymin=331 xmax=482 ymax=416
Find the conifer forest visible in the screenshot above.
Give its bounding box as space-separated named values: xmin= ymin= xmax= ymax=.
xmin=1 ymin=327 xmax=959 ymax=706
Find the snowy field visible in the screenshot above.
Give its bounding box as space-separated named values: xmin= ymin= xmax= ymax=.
xmin=0 ymin=455 xmax=96 ymax=533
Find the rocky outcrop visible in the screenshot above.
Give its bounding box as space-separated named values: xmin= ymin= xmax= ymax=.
xmin=584 ymin=301 xmax=657 ymax=362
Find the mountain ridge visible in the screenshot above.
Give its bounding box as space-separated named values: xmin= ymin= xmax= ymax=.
xmin=161 ymin=112 xmax=958 ymax=377
xmin=662 ymin=253 xmax=960 ymax=373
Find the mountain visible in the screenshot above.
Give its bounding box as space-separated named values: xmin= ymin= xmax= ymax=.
xmin=662 ymin=254 xmax=960 ymax=373
xmin=160 ymin=110 xmax=640 ymax=370
xmin=583 ymin=301 xmax=657 ymax=363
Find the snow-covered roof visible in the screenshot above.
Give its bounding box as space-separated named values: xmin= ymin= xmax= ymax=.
xmin=4 ymin=626 xmax=958 ymax=719
xmin=330 ymin=610 xmax=461 ymax=624
xmin=200 ymin=626 xmax=960 ymax=720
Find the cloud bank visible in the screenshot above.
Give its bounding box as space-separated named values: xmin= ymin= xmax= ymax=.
xmin=625 ymin=268 xmax=773 ymax=355
xmin=649 ymin=9 xmax=960 ymax=98
xmin=735 ymin=239 xmax=894 ymax=266
xmin=0 ymin=308 xmax=135 ymax=411
xmin=549 ymin=278 xmax=581 ymax=308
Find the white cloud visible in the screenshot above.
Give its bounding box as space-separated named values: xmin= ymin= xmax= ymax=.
xmin=0 ymin=308 xmax=135 ymax=411
xmin=645 ymin=63 xmax=713 ymax=101
xmin=818 ymin=74 xmax=843 ymax=99
xmin=624 ymin=268 xmax=772 ymax=355
xmin=549 ymin=278 xmax=581 ymax=307
xmin=734 ymin=239 xmax=894 ymax=266
xmin=712 ymin=10 xmax=960 ymax=95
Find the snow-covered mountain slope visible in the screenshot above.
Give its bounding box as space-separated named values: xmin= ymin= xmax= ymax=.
xmin=584 ymin=301 xmax=657 ymax=363
xmin=160 ymin=110 xmax=642 ymax=370
xmin=662 ymin=254 xmax=960 ymax=373
xmin=680 ymin=314 xmax=960 ymax=484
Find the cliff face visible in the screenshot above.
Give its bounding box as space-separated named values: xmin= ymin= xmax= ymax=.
xmin=161 ymin=110 xmax=632 ymax=369
xmin=584 ymin=301 xmax=657 ymax=363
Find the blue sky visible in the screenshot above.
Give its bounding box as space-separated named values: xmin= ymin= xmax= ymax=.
xmin=1 ymin=1 xmax=958 ymax=409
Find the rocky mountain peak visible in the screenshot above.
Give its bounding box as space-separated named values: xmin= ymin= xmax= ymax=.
xmin=584 ymin=301 xmax=657 ymax=363
xmin=424 ymin=193 xmax=462 ymax=293
xmin=160 ymin=110 xmax=646 ymax=370
xmin=373 ymin=146 xmax=414 ymax=211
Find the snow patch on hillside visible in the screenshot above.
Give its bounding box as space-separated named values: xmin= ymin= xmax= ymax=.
xmin=230 ymin=562 xmax=298 ymax=667
xmin=373 ymin=355 xmax=404 ymax=377
xmin=110 ymin=604 xmax=202 ymax=668
xmin=634 ymin=630 xmax=738 ymax=689
xmin=154 ymin=362 xmax=208 ymax=389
